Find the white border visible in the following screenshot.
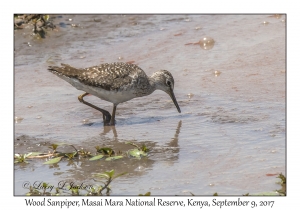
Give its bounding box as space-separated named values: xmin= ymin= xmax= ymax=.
xmin=4 ymin=0 xmax=298 ymax=209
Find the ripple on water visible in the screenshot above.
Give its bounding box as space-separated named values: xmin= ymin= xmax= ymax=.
xmin=262 ymin=21 xmax=269 ymax=25
xmin=214 ymin=70 xmax=221 ymax=77
xmin=15 ymin=116 xmax=24 ymax=123
xmin=187 ymin=93 xmax=194 ymax=99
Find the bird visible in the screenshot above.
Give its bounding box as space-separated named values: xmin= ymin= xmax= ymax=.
xmin=48 ymin=62 xmax=181 ymax=126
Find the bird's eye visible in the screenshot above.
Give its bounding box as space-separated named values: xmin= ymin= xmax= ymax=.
xmin=166 ymin=80 xmax=171 ymax=86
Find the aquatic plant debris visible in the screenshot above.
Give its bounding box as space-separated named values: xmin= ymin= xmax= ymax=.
xmin=43 ymin=156 xmax=63 ymax=164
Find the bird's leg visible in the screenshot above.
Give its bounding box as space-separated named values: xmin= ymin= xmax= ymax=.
xmin=109 ymin=104 xmax=117 ymax=126
xmin=78 ymin=92 xmax=111 ymax=125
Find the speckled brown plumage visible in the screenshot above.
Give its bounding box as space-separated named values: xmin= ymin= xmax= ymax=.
xmin=48 ymin=62 xmax=150 ymax=91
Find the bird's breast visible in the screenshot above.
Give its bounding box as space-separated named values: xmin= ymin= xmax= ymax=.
xmin=59 ymin=75 xmax=140 ymax=104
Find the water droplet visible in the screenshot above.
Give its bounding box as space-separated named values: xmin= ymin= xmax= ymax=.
xmin=82 ymin=119 xmax=90 ymax=124
xmin=15 ymin=116 xmax=24 ymax=123
xmin=68 ymin=18 xmax=73 ymax=21
xmin=198 ymin=37 xmax=215 ymax=50
xmin=281 ymin=19 xmax=285 ymax=22
xmin=214 ymin=70 xmax=221 ymax=76
xmin=187 ymin=93 xmax=194 ymax=99
xmin=274 ymin=14 xmax=282 ymax=19
xmin=209 ymin=183 xmax=215 ymax=186
xmin=262 ymin=21 xmax=269 ymax=25
xmin=36 ymin=116 xmax=42 ymax=119
xmin=136 ymin=166 xmax=145 ymax=171
xmin=118 ymin=56 xmax=123 ymax=60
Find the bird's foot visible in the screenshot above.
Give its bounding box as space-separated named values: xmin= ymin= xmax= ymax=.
xmin=103 ymin=119 xmax=116 ymax=126
xmin=103 ymin=114 xmax=115 ymax=126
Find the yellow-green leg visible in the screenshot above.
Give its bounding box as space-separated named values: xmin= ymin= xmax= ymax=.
xmin=78 ymin=92 xmax=112 ymax=125
xmin=110 ymin=104 xmax=117 ymax=126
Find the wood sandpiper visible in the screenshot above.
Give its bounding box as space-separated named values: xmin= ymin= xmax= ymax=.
xmin=48 ymin=62 xmax=181 ymax=126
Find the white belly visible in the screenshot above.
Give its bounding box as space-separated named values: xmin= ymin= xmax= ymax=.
xmin=59 ymin=75 xmax=137 ymax=104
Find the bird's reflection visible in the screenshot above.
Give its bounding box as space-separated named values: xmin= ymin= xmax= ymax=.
xmin=167 ymin=120 xmax=182 ymax=148
xmin=99 ymin=120 xmax=182 ymax=146
xmin=65 ymin=120 xmax=183 ymax=182
xmin=99 ymin=120 xmax=183 ymax=163
xmin=101 ymin=125 xmax=118 ymax=137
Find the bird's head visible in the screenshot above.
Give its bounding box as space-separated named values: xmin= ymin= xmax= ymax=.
xmin=151 ymin=70 xmax=181 ymax=113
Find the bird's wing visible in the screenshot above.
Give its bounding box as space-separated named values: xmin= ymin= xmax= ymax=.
xmin=48 ymin=62 xmax=144 ymax=91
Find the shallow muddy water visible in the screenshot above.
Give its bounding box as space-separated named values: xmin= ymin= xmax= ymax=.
xmin=14 ymin=14 xmax=285 ymax=195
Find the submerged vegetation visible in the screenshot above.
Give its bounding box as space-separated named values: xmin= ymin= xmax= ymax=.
xmin=14 ymin=141 xmax=149 ymax=165
xmin=15 ymin=140 xmax=286 ymax=196
xmin=15 ymin=141 xmax=149 ymax=195
xmin=276 ymin=173 xmax=286 ymax=196
xmin=14 ymin=14 xmax=56 ymax=38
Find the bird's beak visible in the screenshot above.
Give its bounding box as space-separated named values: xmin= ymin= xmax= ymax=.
xmin=169 ymin=89 xmax=181 ymax=113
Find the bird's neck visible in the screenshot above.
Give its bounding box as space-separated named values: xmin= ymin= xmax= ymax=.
xmin=147 ymin=76 xmax=158 ymax=94
xmin=149 ymin=73 xmax=165 ymax=91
